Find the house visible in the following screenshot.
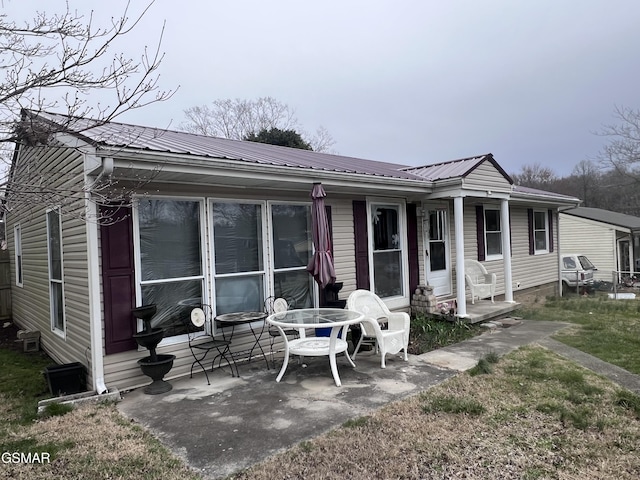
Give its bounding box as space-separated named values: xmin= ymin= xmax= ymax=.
xmin=5 ymin=111 xmax=580 ymax=393
xmin=559 ymin=206 xmax=640 ymax=282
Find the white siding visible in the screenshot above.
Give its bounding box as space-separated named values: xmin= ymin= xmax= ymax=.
xmin=6 ymin=143 xmax=92 ymax=383
xmin=463 ymin=161 xmax=512 ymax=192
xmin=559 ymin=214 xmax=617 ymax=282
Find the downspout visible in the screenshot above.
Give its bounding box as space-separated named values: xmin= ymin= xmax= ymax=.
xmin=85 ymin=157 xmax=114 ymax=394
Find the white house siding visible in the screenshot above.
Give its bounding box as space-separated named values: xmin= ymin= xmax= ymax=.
xmin=7 ymin=143 xmax=93 ymax=382
xmin=559 ymin=214 xmax=617 ymax=282
xmin=462 ymin=161 xmax=512 ymax=192
xmin=329 ymin=199 xmax=357 ymax=300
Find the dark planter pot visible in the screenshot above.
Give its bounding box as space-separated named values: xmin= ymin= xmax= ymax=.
xmin=137 ymin=354 xmax=176 ymax=395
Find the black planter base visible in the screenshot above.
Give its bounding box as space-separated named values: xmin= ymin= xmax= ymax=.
xmin=138 ymin=354 xmax=176 ymax=395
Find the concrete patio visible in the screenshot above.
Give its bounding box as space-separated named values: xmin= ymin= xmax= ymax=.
xmin=117 ymin=318 xmax=569 ymax=479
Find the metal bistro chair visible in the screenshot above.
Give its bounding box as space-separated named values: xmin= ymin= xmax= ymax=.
xmin=182 ymin=304 xmax=237 ymax=384
xmin=264 ymin=296 xmax=297 ymax=368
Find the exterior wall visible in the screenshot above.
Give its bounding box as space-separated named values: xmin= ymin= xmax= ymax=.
xmin=559 ymin=214 xmax=618 ymax=282
xmin=6 ymin=143 xmax=92 ymax=382
xmin=462 ymin=161 xmax=512 ymax=192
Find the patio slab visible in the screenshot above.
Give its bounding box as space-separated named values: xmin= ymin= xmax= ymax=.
xmin=117 ymin=319 xmax=570 ymax=479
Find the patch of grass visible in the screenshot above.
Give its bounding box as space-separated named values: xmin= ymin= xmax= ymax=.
xmin=468 ymin=351 xmax=500 ymax=376
xmin=409 ymin=314 xmax=482 ymax=354
xmin=342 ymin=416 xmax=370 ymax=429
xmin=616 ymin=390 xmax=640 ymax=419
xmin=420 ymin=394 xmax=486 ymax=416
xmin=41 ymin=401 xmax=74 ymax=418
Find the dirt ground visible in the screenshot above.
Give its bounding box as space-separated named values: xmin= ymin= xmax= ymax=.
xmin=0 ymin=320 xmax=24 ymax=353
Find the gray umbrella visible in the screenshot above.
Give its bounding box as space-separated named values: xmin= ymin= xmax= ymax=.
xmin=306 ymin=183 xmax=336 ymax=288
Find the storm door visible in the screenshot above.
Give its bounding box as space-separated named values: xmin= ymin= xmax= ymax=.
xmin=425 ymin=208 xmax=451 ymax=297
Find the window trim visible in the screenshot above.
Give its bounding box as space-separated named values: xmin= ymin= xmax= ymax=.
xmin=366 ymin=198 xmax=409 ymax=309
xmin=132 ymin=195 xmax=207 ymax=345
xmin=483 ymin=205 xmax=503 ymax=261
xmin=46 ymin=207 xmax=65 ymax=338
xmin=533 ymin=209 xmax=549 ymax=254
xmin=14 ymin=224 xmax=23 ymax=287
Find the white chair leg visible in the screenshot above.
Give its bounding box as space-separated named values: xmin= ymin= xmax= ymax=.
xmin=351 ymin=337 xmax=364 ymax=361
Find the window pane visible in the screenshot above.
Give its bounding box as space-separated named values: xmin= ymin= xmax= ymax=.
xmin=373 ymin=206 xmax=400 ymax=250
xmin=485 ymin=209 xmax=500 ymax=232
xmin=51 ymin=282 xmax=64 ymax=331
xmin=486 ymin=232 xmax=502 ymax=256
xmin=535 ymin=231 xmax=547 ymax=251
xmin=534 ymin=211 xmax=546 ymax=229
xmin=373 ymin=251 xmax=402 ymax=297
xmin=141 ymin=279 xmax=203 ymax=337
xmin=139 ymin=199 xmax=202 ymax=281
xmin=274 ymin=270 xmax=314 ymax=308
xmin=213 ymin=203 xmax=263 ymax=274
xmin=215 ymin=275 xmax=263 ymax=314
xmin=272 ymin=205 xmax=312 ymax=268
xmin=47 ymin=211 xmax=62 ymax=280
xmin=430 ymin=242 xmax=446 ymax=271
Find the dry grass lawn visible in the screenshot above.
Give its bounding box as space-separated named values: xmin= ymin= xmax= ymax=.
xmin=3 ymin=345 xmax=640 ymax=479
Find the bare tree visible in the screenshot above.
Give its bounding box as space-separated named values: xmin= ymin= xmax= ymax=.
xmin=1 ymin=1 xmax=174 ymax=222
xmin=596 ymin=105 xmax=640 ymax=182
xmin=571 ymin=160 xmax=601 ymax=207
xmin=511 ymin=162 xmax=557 ymax=189
xmin=181 ymin=97 xmax=336 ymax=152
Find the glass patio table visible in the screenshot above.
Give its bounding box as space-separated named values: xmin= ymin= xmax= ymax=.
xmin=266 ymin=308 xmax=364 ymax=386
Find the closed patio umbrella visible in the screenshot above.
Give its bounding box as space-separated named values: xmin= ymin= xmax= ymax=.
xmin=306 ymin=183 xmax=336 ymax=288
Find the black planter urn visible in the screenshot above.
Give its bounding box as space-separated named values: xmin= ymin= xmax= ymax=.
xmin=132 ymin=305 xmax=175 ymax=395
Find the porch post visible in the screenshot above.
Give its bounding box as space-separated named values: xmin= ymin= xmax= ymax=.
xmin=454 ymin=196 xmax=467 ymax=317
xmin=501 ymin=198 xmax=515 ymax=303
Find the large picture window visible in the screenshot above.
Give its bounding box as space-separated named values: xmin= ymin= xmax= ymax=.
xmin=212 ymin=202 xmax=265 ymax=315
xmin=271 ymin=203 xmax=314 ymax=308
xmin=46 ymin=208 xmax=65 ymax=335
xmin=484 ymin=207 xmax=502 ymax=258
xmin=370 ymin=203 xmax=404 ymax=298
xmin=137 ymin=198 xmax=204 ymax=337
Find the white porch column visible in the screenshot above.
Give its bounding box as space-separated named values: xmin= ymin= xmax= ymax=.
xmin=454 ymin=196 xmax=467 ymax=317
xmin=501 ymin=198 xmax=515 ymax=303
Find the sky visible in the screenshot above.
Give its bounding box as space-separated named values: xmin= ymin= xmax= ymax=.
xmin=6 ymin=0 xmax=640 ymax=177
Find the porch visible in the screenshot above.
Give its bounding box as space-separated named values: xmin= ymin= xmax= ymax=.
xmin=463 ymin=299 xmax=522 ymax=324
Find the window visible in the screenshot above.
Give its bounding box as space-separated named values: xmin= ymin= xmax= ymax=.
xmin=271 ymin=203 xmax=314 ymax=308
xmin=212 ymin=201 xmax=265 ymax=315
xmin=14 ymin=224 xmax=22 ymax=287
xmin=137 ymin=198 xmax=204 ymax=338
xmin=370 ymin=203 xmax=405 ymax=299
xmin=46 ymin=209 xmax=65 ymax=335
xmin=484 ymin=207 xmax=502 ymax=258
xmin=533 ymin=210 xmax=548 ymax=253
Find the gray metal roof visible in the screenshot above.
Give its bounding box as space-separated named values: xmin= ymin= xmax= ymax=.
xmin=562 ymin=207 xmax=640 ymax=231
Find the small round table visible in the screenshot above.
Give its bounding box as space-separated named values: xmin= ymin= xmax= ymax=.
xmin=215 ymin=311 xmax=269 ymax=373
xmin=267 ymin=308 xmax=364 ymax=386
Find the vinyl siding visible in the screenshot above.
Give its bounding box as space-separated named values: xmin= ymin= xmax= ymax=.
xmin=559 ymin=214 xmax=617 ymax=282
xmin=462 ymin=161 xmax=512 ymax=192
xmin=7 ymin=143 xmax=92 ymax=384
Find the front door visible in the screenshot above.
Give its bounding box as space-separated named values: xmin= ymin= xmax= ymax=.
xmin=424 ymin=208 xmax=451 ymax=297
xmin=425 ymin=208 xmax=451 ymax=297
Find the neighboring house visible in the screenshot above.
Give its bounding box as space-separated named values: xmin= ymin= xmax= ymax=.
xmin=5 ymin=111 xmax=580 ymax=393
xmin=559 ymin=207 xmax=640 ymax=282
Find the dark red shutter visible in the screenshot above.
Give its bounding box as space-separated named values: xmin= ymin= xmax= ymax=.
xmin=527 ymin=208 xmax=535 ymax=255
xmin=548 ymin=209 xmax=554 ymax=253
xmin=475 ymin=205 xmax=486 ymax=261
xmin=407 ymin=203 xmax=419 ymax=294
xmin=100 ymin=205 xmax=137 ymax=354
xmin=353 ymin=200 xmax=370 ymax=289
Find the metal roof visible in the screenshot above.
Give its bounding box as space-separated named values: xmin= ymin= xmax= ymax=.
xmin=561 ymin=207 xmax=640 ymax=231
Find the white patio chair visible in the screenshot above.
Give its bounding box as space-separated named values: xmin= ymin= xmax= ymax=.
xmin=462 ymin=259 xmax=496 ymax=304
xmin=264 ymin=296 xmax=297 ymax=367
xmin=346 ymin=290 xmax=409 ymax=368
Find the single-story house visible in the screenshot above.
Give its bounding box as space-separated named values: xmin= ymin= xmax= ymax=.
xmin=5 ymin=111 xmax=580 ymax=393
xmin=559 ymin=206 xmax=640 ymax=282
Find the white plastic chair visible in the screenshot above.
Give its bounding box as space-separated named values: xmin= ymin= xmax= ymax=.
xmin=462 ymin=259 xmax=496 ymax=304
xmin=346 ymin=290 xmax=409 ymax=368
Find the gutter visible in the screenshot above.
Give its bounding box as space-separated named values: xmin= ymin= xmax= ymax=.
xmin=85 ymin=156 xmax=112 ymax=395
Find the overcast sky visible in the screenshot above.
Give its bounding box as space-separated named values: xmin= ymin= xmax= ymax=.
xmin=8 ymin=1 xmax=640 ymax=177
